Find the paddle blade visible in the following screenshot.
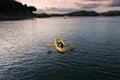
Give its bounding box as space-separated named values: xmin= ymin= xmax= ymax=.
xmin=69 ymin=44 xmax=75 ymax=50
xmin=47 ymin=50 xmax=52 ymax=54
xmin=47 ymin=45 xmax=52 ymax=49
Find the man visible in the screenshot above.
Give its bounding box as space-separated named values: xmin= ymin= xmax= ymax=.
xmin=58 ymin=42 xmax=64 ymax=48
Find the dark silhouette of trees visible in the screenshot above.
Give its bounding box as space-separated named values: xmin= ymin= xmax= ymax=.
xmin=28 ymin=6 xmax=37 ymax=13
xmin=0 ymin=0 xmax=38 ymax=20
xmin=100 ymin=10 xmax=120 ymax=16
xmin=64 ymin=10 xmax=120 ymax=16
xmin=65 ymin=10 xmax=99 ymax=16
xmin=0 ymin=0 xmax=36 ymax=13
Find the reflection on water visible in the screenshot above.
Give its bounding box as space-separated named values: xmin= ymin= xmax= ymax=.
xmin=0 ymin=17 xmax=120 ymax=80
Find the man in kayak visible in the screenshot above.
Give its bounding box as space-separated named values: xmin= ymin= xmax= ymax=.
xmin=58 ymin=42 xmax=64 ymax=48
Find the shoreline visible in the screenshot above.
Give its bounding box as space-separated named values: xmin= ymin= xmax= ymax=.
xmin=0 ymin=10 xmax=120 ymax=21
xmin=0 ymin=13 xmax=50 ymax=21
xmin=0 ymin=15 xmax=34 ymax=21
xmin=0 ymin=14 xmax=120 ymax=21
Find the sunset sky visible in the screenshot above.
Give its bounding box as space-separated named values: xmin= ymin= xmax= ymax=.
xmin=16 ymin=0 xmax=120 ymax=13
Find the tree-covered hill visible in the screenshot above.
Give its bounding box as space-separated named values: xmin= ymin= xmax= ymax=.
xmin=65 ymin=10 xmax=99 ymax=16
xmin=100 ymin=10 xmax=120 ymax=16
xmin=0 ymin=0 xmax=38 ymax=20
xmin=0 ymin=0 xmax=36 ymax=14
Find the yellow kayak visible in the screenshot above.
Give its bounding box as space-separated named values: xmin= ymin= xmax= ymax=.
xmin=55 ymin=37 xmax=66 ymax=53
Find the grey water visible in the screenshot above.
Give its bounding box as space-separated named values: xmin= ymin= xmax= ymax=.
xmin=0 ymin=17 xmax=120 ymax=80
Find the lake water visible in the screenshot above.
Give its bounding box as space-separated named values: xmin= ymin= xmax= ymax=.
xmin=0 ymin=17 xmax=120 ymax=80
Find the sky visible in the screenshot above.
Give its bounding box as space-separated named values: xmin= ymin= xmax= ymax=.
xmin=16 ymin=0 xmax=120 ymax=13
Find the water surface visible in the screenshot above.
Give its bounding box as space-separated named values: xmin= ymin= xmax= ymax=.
xmin=0 ymin=17 xmax=120 ymax=80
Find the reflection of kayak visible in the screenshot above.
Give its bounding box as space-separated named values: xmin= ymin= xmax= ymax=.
xmin=55 ymin=37 xmax=66 ymax=53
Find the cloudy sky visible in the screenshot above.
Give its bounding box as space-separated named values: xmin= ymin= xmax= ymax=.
xmin=17 ymin=0 xmax=120 ymax=13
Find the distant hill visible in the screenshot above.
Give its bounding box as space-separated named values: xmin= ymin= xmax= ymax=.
xmin=65 ymin=10 xmax=99 ymax=16
xmin=49 ymin=10 xmax=120 ymax=17
xmin=100 ymin=10 xmax=120 ymax=16
xmin=49 ymin=14 xmax=64 ymax=17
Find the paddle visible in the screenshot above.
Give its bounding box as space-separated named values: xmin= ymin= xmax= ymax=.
xmin=69 ymin=44 xmax=75 ymax=50
xmin=46 ymin=45 xmax=53 ymax=53
xmin=47 ymin=43 xmax=75 ymax=52
xmin=46 ymin=45 xmax=53 ymax=49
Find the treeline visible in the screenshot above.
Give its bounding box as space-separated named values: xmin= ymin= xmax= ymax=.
xmin=50 ymin=10 xmax=120 ymax=17
xmin=65 ymin=10 xmax=120 ymax=16
xmin=65 ymin=11 xmax=99 ymax=16
xmin=0 ymin=0 xmax=36 ymax=14
xmin=0 ymin=0 xmax=37 ymax=20
xmin=99 ymin=11 xmax=120 ymax=16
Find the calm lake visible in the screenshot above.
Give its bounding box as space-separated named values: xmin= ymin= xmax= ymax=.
xmin=0 ymin=17 xmax=120 ymax=80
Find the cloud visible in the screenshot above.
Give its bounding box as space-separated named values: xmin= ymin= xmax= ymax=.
xmin=110 ymin=0 xmax=120 ymax=6
xmin=42 ymin=7 xmax=80 ymax=13
xmin=17 ymin=0 xmax=120 ymax=13
xmin=79 ymin=0 xmax=120 ymax=7
xmin=75 ymin=2 xmax=100 ymax=9
xmin=75 ymin=0 xmax=120 ymax=9
xmin=82 ymin=3 xmax=99 ymax=8
xmin=41 ymin=0 xmax=120 ymax=13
